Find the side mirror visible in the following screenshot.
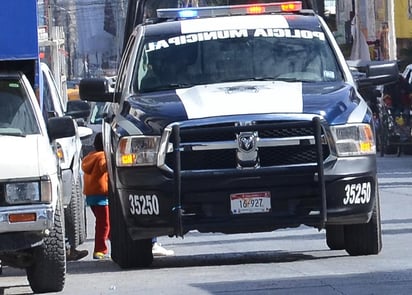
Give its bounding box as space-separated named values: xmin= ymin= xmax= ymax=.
xmin=47 ymin=116 xmax=76 ymax=141
xmin=66 ymin=100 xmax=91 ymax=120
xmin=79 ymin=78 xmax=114 ymax=102
xmin=364 ymin=60 xmax=399 ymax=86
xmin=347 ymin=60 xmax=399 ymax=89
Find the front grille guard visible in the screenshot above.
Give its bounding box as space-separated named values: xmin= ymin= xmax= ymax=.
xmin=165 ymin=117 xmax=327 ymax=237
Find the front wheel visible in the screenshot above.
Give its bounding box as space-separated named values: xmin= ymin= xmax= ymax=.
xmin=344 ymin=191 xmax=382 ymax=256
xmin=110 ymin=188 xmax=153 ymax=268
xmin=26 ymin=198 xmax=66 ymax=293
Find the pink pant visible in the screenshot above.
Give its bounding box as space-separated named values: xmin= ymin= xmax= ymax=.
xmin=91 ymin=205 xmax=110 ymax=254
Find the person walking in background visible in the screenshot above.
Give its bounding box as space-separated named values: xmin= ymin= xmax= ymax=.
xmin=82 ymin=132 xmax=110 ymax=260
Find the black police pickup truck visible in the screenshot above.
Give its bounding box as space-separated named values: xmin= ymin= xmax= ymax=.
xmin=80 ymin=1 xmax=399 ymax=268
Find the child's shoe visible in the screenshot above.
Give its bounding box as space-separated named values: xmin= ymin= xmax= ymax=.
xmin=93 ymin=252 xmax=110 ymax=260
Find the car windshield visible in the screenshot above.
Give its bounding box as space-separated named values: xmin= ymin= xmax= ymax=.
xmin=0 ymin=78 xmax=40 ymax=136
xmin=135 ymin=25 xmax=343 ymax=93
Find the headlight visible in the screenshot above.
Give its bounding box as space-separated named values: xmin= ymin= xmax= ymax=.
xmin=330 ymin=124 xmax=375 ymax=156
xmin=5 ymin=182 xmax=41 ymax=204
xmin=116 ymin=136 xmax=160 ymax=167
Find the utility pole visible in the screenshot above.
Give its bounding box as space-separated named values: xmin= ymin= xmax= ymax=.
xmin=386 ymin=0 xmax=397 ymax=60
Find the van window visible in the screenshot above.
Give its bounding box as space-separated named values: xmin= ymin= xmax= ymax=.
xmin=41 ymin=67 xmax=65 ymax=120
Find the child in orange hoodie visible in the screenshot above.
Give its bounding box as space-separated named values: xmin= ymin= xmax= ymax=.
xmin=82 ymin=132 xmax=110 ymax=259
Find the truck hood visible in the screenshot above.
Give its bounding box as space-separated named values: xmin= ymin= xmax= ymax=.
xmin=0 ymin=134 xmax=57 ymax=179
xmin=125 ymin=81 xmax=368 ymax=134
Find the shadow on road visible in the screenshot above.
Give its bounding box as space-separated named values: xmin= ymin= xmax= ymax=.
xmin=189 ymin=268 xmax=412 ymax=295
xmin=62 ymin=248 xmax=346 ymax=274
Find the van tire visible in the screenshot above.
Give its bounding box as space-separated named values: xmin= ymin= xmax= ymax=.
xmin=77 ymin=175 xmax=87 ymax=245
xmin=65 ymin=178 xmax=80 ymax=248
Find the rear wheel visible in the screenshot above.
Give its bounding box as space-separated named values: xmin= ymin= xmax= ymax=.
xmin=26 ymin=198 xmax=66 ymax=293
xmin=65 ymin=178 xmax=80 ymax=248
xmin=77 ymin=175 xmax=87 ymax=245
xmin=110 ymin=188 xmax=153 ymax=268
xmin=344 ymin=192 xmax=382 ymax=256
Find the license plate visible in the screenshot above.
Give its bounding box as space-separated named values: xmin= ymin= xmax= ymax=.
xmin=230 ymin=191 xmax=271 ymax=214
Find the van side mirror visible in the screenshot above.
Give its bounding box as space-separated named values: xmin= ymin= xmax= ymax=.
xmin=47 ymin=116 xmax=76 ymax=141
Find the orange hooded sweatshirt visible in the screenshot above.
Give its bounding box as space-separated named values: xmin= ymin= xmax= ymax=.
xmin=82 ymin=151 xmax=108 ymax=196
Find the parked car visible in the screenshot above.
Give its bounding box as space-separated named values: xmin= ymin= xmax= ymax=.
xmin=41 ymin=63 xmax=92 ymax=248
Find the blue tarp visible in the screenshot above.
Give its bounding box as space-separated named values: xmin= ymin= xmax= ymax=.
xmin=0 ymin=0 xmax=39 ymax=60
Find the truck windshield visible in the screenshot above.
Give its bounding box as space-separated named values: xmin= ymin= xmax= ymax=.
xmin=135 ymin=26 xmax=343 ymax=93
xmin=0 ymin=79 xmax=40 ymax=135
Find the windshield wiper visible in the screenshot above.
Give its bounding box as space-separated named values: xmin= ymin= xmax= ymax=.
xmin=167 ymin=83 xmax=194 ymax=89
xmin=248 ymin=76 xmax=278 ymax=81
xmin=274 ymin=77 xmax=317 ymax=83
xmin=219 ymin=77 xmax=317 ymax=83
xmin=140 ymin=83 xmax=195 ymax=93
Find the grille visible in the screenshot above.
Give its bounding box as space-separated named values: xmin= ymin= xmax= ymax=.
xmin=164 ymin=120 xmax=329 ymax=171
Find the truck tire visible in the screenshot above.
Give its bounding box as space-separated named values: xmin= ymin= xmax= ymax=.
xmin=110 ymin=189 xmax=153 ymax=268
xmin=26 ymin=197 xmax=66 ymax=293
xmin=65 ymin=178 xmax=80 ymax=248
xmin=77 ymin=175 xmax=87 ymax=245
xmin=325 ymin=225 xmax=345 ymax=250
xmin=78 ymin=194 xmax=87 ymax=245
xmin=65 ymin=176 xmax=87 ymax=248
xmin=344 ymin=192 xmax=382 ymax=256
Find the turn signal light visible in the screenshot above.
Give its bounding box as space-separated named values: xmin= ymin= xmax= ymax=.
xmin=9 ymin=213 xmax=37 ymax=223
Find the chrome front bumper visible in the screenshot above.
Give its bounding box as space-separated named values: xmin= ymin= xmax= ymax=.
xmin=0 ymin=204 xmax=54 ymax=233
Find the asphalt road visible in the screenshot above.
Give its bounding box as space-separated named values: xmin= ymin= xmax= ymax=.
xmin=1 ymin=154 xmax=412 ymax=295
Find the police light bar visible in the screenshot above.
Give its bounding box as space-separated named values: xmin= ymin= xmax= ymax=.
xmin=157 ymin=1 xmax=303 ymax=19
